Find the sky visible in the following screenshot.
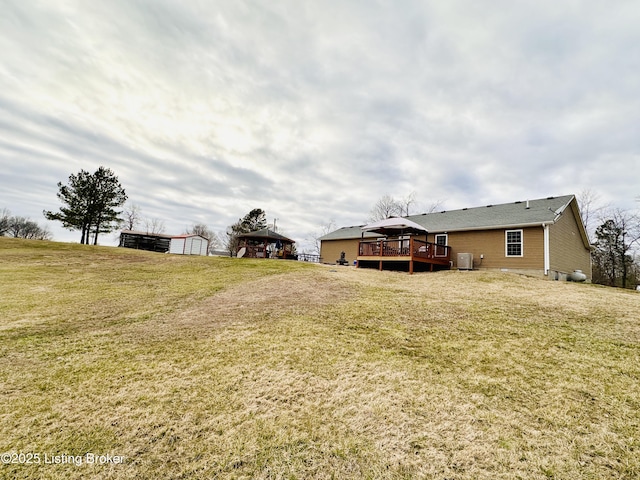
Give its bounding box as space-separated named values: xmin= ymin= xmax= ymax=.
xmin=1 ymin=0 xmax=639 ymax=252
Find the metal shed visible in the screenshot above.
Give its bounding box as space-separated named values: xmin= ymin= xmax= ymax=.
xmin=169 ymin=234 xmax=209 ymax=256
xmin=119 ymin=230 xmax=173 ymax=253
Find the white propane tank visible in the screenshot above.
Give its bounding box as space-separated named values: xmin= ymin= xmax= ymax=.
xmin=568 ymin=270 xmax=587 ymax=282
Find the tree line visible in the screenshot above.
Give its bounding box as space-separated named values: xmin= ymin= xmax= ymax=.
xmin=579 ymin=190 xmax=640 ymax=289
xmin=0 ymin=208 xmax=51 ymax=240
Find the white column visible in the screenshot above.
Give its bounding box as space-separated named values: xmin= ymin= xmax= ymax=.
xmin=543 ymin=223 xmax=550 ymax=275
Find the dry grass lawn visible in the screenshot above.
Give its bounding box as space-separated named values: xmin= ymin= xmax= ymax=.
xmin=1 ymin=237 xmax=639 ymax=479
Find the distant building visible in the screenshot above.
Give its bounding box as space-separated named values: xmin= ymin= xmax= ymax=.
xmin=119 ymin=230 xmax=172 ymax=253
xmin=169 ymin=234 xmax=209 ymax=256
xmin=119 ymin=231 xmax=209 ymax=256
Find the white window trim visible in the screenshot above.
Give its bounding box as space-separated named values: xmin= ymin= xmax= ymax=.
xmin=505 ymin=229 xmax=523 ymax=257
xmin=435 ymin=233 xmax=448 ymax=245
xmin=434 ymin=234 xmax=448 ymax=257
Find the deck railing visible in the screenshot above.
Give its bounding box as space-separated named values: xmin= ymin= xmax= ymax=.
xmin=359 ymin=238 xmax=451 ymax=264
xmin=244 ymin=245 xmax=267 ymax=258
xmin=297 ymin=253 xmax=320 ymax=263
xmin=243 ymin=244 xmax=297 ymax=259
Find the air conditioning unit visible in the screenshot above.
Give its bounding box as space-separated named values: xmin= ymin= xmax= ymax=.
xmin=457 ymin=253 xmax=473 ymax=270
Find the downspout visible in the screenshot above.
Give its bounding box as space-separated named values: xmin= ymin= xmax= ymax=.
xmin=543 ymin=223 xmax=550 ymax=276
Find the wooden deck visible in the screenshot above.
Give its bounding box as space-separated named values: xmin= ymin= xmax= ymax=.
xmin=357 ymin=238 xmax=451 ymax=273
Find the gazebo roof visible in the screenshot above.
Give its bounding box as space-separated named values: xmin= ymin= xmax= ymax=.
xmin=361 ymin=217 xmax=428 ymax=236
xmin=238 ymin=228 xmax=295 ymax=243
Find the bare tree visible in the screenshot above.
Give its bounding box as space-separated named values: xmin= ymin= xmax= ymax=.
xmin=367 ymin=194 xmax=444 ymax=222
xmin=185 ymin=223 xmax=221 ymax=253
xmin=5 ymin=215 xmax=52 ymax=240
xmin=187 ymin=223 xmax=212 ymax=238
xmin=397 ymin=192 xmax=420 ymax=216
xmin=577 ymin=189 xmax=608 ymax=242
xmin=0 ymin=208 xmax=11 ymax=236
xmin=123 ymin=203 xmax=142 ymax=231
xmin=144 ymin=218 xmax=166 ymax=234
xmin=309 ymin=219 xmax=337 ymax=255
xmin=367 ymin=195 xmax=402 ymax=222
xmin=416 ymin=200 xmax=444 ymax=215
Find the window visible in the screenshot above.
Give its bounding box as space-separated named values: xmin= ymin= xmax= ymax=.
xmin=506 ymin=230 xmax=523 ymax=257
xmin=435 ymin=234 xmax=448 ymax=257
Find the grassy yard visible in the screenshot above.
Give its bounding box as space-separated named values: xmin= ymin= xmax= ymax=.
xmin=1 ymin=237 xmax=639 ymax=479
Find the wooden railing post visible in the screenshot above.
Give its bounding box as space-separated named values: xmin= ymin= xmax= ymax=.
xmin=409 ymin=236 xmax=414 ymax=274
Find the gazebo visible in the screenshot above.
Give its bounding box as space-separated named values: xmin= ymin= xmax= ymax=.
xmin=237 ymin=228 xmax=296 ymax=259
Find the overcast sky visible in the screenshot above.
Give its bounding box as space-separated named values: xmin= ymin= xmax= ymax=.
xmin=1 ymin=0 xmax=639 ymax=251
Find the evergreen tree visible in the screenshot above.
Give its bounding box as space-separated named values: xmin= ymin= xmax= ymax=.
xmin=44 ymin=167 xmax=127 ymax=244
xmin=240 ymin=208 xmax=267 ymax=232
xmin=593 ymin=210 xmax=640 ymax=288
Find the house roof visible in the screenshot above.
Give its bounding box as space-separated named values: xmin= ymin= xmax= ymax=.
xmin=321 ymin=195 xmax=589 ymax=247
xmin=319 ymin=225 xmax=383 ymax=241
xmin=406 ymin=195 xmax=576 ymax=232
xmin=238 ymin=228 xmax=295 ymax=243
xmin=362 ymin=217 xmax=428 ymax=235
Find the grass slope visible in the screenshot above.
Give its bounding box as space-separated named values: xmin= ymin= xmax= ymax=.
xmin=1 ymin=237 xmax=639 ymax=479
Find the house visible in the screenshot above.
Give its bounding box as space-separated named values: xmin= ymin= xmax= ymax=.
xmin=169 ymin=234 xmax=209 ymax=256
xmin=319 ymin=226 xmax=383 ymax=265
xmin=320 ymin=195 xmax=592 ymax=280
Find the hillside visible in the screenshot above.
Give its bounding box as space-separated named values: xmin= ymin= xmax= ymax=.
xmin=1 ymin=237 xmax=639 ymax=479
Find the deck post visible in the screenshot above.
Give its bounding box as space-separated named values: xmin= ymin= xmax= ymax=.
xmin=409 ymin=237 xmax=414 ymax=274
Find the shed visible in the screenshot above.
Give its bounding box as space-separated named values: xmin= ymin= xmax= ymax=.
xmin=170 ymin=234 xmax=209 ymax=256
xmin=119 ymin=230 xmax=173 ymax=253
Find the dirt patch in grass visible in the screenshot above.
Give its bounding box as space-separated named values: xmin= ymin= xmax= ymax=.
xmin=125 ymin=268 xmax=359 ymax=342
